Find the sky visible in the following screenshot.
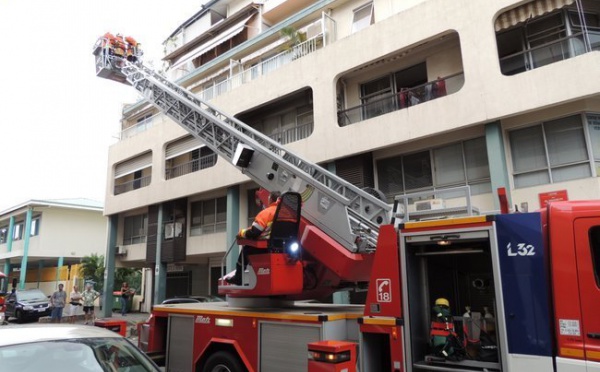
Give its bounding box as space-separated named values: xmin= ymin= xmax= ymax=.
xmin=0 ymin=0 xmax=204 ymax=211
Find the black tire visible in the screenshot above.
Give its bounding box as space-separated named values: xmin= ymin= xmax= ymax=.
xmin=203 ymin=351 xmax=245 ymax=372
xmin=15 ymin=309 xmax=25 ymax=323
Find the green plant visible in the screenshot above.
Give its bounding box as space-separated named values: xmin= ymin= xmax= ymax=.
xmin=79 ymin=253 xmax=105 ymax=292
xmin=114 ymin=268 xmax=142 ymax=294
xmin=280 ymin=27 xmax=307 ymax=48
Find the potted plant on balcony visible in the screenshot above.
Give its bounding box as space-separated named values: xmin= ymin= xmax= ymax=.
xmin=280 ymin=27 xmax=308 ymax=60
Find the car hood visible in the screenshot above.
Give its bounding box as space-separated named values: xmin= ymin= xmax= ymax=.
xmin=19 ymin=299 xmax=49 ymax=306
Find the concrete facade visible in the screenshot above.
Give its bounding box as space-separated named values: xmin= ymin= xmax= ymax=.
xmin=104 ymin=0 xmax=600 ymax=299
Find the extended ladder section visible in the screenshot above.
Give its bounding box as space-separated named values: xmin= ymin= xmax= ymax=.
xmin=94 ymin=51 xmax=391 ymax=253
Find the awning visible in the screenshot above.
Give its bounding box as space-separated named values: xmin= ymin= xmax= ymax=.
xmin=115 ymin=151 xmax=152 ymax=178
xmin=166 ymin=135 xmax=204 ymax=159
xmin=495 ymin=0 xmax=575 ymax=32
xmin=171 ymin=15 xmax=253 ymax=71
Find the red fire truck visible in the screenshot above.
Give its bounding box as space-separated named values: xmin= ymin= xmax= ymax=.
xmin=94 ymin=36 xmax=600 ymax=372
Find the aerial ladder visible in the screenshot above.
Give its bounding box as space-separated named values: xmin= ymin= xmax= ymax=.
xmin=93 ymin=36 xmax=391 ymax=300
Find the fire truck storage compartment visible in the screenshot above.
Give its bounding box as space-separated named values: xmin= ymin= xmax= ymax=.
xmin=260 ymin=317 xmax=359 ymax=372
xmin=166 ymin=315 xmax=195 ymax=372
xmin=402 ymin=228 xmax=502 ymax=372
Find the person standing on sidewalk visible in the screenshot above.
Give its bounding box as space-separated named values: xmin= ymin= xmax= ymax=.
xmin=120 ymin=282 xmax=133 ymax=316
xmin=81 ymin=283 xmax=100 ymax=325
xmin=68 ymin=285 xmax=83 ymax=323
xmin=50 ymin=284 xmax=67 ymax=323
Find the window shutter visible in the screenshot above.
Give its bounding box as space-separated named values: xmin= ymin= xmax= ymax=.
xmin=495 ymin=0 xmax=575 ymax=32
xmin=115 ymin=151 xmax=152 ymax=178
xmin=166 ymin=136 xmax=204 ymax=159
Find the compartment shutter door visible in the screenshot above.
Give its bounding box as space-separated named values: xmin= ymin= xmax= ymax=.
xmin=260 ymin=323 xmax=321 ymax=372
xmin=166 ymin=135 xmax=203 ymax=159
xmin=115 ymin=151 xmax=152 ymax=178
xmin=166 ymin=316 xmax=194 ymax=372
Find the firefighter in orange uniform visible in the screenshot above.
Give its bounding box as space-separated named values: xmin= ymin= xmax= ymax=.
xmin=125 ymin=36 xmax=139 ymax=62
xmin=227 ymin=191 xmax=281 ymax=285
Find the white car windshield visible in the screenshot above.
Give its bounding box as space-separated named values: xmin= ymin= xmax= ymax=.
xmin=0 ymin=337 xmax=158 ymax=372
xmin=18 ymin=291 xmax=47 ymax=302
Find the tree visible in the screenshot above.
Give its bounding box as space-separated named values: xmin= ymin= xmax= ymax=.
xmin=79 ymin=253 xmax=105 ymax=292
xmin=114 ymin=267 xmax=142 ymax=294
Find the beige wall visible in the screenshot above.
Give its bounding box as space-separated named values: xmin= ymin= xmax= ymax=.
xmin=106 ymin=0 xmax=600 ymax=217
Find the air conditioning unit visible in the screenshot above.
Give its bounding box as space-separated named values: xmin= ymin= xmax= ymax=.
xmin=115 ymin=246 xmax=127 ymax=256
xmin=415 ymin=199 xmax=445 ymax=211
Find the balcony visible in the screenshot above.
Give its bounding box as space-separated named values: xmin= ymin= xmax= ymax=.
xmin=267 ymin=121 xmax=313 ymax=145
xmin=165 ymin=153 xmax=218 ymax=180
xmin=114 ymin=175 xmax=151 ymax=195
xmin=338 ymin=73 xmax=464 ymax=127
xmin=119 ymin=113 xmax=166 ymax=140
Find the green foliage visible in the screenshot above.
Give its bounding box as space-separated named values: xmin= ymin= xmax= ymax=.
xmin=79 ymin=253 xmax=105 ymax=292
xmin=280 ymin=26 xmax=307 ymax=48
xmin=79 ymin=254 xmax=142 ymax=295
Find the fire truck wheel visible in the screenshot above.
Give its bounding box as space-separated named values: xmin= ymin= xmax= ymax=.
xmin=203 ymin=350 xmax=245 ymax=372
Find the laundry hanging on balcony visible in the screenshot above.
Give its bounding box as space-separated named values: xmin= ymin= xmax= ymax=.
xmin=495 ymin=0 xmax=575 ymax=31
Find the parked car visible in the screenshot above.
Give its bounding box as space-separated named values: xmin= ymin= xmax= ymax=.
xmin=0 ymin=324 xmax=161 ymax=372
xmin=161 ymin=295 xmax=224 ymax=305
xmin=4 ymin=289 xmax=51 ymax=323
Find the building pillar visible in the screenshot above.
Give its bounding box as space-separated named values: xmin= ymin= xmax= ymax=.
xmin=100 ymin=215 xmax=118 ymax=318
xmin=154 ymin=204 xmax=166 ymax=305
xmin=56 ymin=257 xmax=64 ymax=286
xmin=2 ymin=259 xmax=10 ymax=292
xmin=37 ymin=260 xmax=44 ymax=288
xmin=485 ymin=121 xmax=512 ymax=210
xmin=6 ymin=216 xmax=14 ymax=253
xmin=18 ymin=208 xmax=33 ymax=289
xmin=226 ymin=186 xmax=240 ymax=273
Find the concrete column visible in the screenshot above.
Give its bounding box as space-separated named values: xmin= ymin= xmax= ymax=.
xmin=2 ymin=259 xmax=9 ymax=292
xmin=18 ymin=208 xmax=33 ymax=289
xmin=226 ymin=186 xmax=240 ymax=273
xmin=100 ymin=215 xmax=118 ymax=318
xmin=485 ymin=121 xmax=512 ymax=210
xmin=6 ymin=216 xmax=14 ymax=253
xmin=37 ymin=260 xmax=44 ymax=288
xmin=154 ymin=204 xmax=166 ymax=305
xmin=55 ymin=257 xmax=64 ymax=286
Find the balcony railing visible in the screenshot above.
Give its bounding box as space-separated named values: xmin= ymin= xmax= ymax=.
xmin=266 ymin=121 xmax=313 ymax=145
xmin=114 ymin=175 xmax=152 ymax=195
xmin=338 ymin=73 xmax=465 ymax=127
xmin=499 ymin=31 xmax=600 ymax=76
xmin=199 ymin=34 xmax=324 ymax=101
xmin=119 ymin=113 xmax=166 ymax=140
xmin=165 ymin=153 xmax=218 ymax=180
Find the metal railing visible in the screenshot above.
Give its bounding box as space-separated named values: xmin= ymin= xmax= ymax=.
xmin=499 ymin=31 xmax=600 ymax=75
xmin=338 ymin=73 xmax=465 ymax=127
xmin=119 ymin=113 xmax=166 ymax=140
xmin=199 ymin=34 xmax=324 ymax=101
xmin=165 ymin=153 xmax=218 ymax=180
xmin=267 ymin=122 xmax=313 ymax=145
xmin=114 ymin=175 xmax=152 ymax=195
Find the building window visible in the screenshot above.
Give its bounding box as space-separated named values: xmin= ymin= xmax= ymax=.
xmin=190 ymin=197 xmax=227 ymax=236
xmin=496 ymin=7 xmax=600 ymax=75
xmin=377 ymin=137 xmax=491 ymax=201
xmin=510 ymin=114 xmax=592 ymax=188
xmin=587 ymin=113 xmax=600 ymax=176
xmin=352 ymin=2 xmax=374 ymax=34
xmin=0 ymin=226 xmax=7 ymax=244
xmin=123 ymin=214 xmax=148 ymax=245
xmin=30 ymin=217 xmax=40 ymax=236
xmin=12 ymin=222 xmax=23 ymax=241
xmin=591 ymin=226 xmax=600 ymax=287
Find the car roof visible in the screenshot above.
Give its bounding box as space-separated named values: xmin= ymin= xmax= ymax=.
xmin=0 ymin=324 xmax=124 ymax=347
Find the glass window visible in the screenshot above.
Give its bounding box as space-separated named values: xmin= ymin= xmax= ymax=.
xmin=376 ymin=137 xmax=491 ymax=202
xmin=434 ymin=143 xmax=465 ymax=186
xmin=13 ymin=222 xmax=23 ymax=241
xmin=587 ymin=113 xmax=600 ymax=175
xmin=403 ymin=151 xmax=432 ymax=191
xmin=0 ymin=226 xmax=7 ymax=244
xmin=190 ymin=197 xmax=227 ymax=236
xmin=352 ymin=2 xmax=374 ymax=34
xmin=123 ymin=214 xmax=148 ymax=245
xmin=591 ymin=226 xmax=600 ymax=287
xmin=30 ymin=217 xmax=40 ymax=236
xmin=510 ymin=115 xmax=592 ymax=188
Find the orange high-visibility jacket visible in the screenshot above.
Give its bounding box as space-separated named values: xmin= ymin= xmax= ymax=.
xmin=240 ymin=201 xmax=279 ymax=242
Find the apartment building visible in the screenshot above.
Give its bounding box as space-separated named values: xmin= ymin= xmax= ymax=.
xmin=0 ymin=198 xmax=106 ymax=293
xmin=104 ymin=0 xmax=600 ymax=301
